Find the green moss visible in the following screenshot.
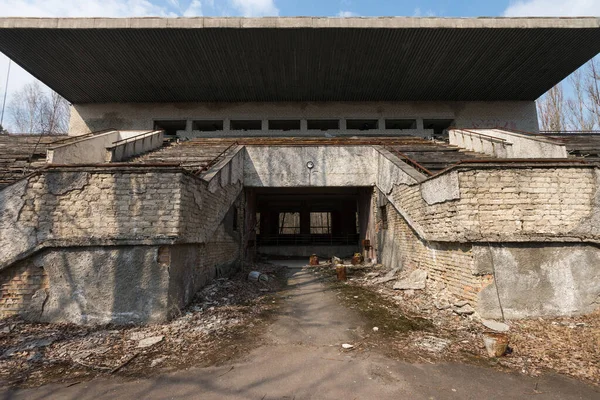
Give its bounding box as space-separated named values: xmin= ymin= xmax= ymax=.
xmin=332 ymin=281 xmax=433 ymax=335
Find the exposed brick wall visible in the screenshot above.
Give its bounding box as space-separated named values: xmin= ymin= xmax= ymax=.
xmin=376 ymin=166 xmax=600 ymax=309
xmin=1 ymin=167 xmax=243 ymax=269
xmin=0 ymin=164 xmax=244 ymax=323
xmin=179 ymin=173 xmax=243 ymax=244
xmin=377 ymin=196 xmax=488 ymax=303
xmin=0 ymin=259 xmax=48 ymax=318
xmin=386 ymin=167 xmax=598 ymax=243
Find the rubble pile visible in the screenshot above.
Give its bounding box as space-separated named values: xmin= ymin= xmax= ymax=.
xmin=314 ymin=262 xmax=600 ymax=386
xmin=0 ymin=262 xmax=284 ymax=388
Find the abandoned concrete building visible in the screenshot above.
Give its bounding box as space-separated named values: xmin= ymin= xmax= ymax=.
xmin=0 ymin=17 xmax=600 ymax=325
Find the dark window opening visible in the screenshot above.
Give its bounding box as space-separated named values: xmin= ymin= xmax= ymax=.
xmin=310 ymin=212 xmax=331 ymax=234
xmin=268 ymin=120 xmax=301 ymax=131
xmin=192 ymin=120 xmax=223 ymax=131
xmin=232 ymin=207 xmax=238 ymax=231
xmin=346 ymin=119 xmax=379 ymax=130
xmin=279 ymin=212 xmax=300 ymax=234
xmin=423 ymin=119 xmax=454 ymax=136
xmin=385 ymin=119 xmax=417 ymax=130
xmin=231 ymin=120 xmax=262 ymax=130
xmin=153 ymin=120 xmax=186 ymax=136
xmin=307 ymin=119 xmax=339 ymax=131
xmin=379 ymin=206 xmax=388 ymax=230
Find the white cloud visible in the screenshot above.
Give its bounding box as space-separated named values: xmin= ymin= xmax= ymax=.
xmin=183 ymin=0 xmax=203 ymax=16
xmin=337 ymin=10 xmax=358 ymax=17
xmin=413 ymin=7 xmax=435 ymax=17
xmin=0 ymin=0 xmax=177 ymax=18
xmin=229 ymin=0 xmax=278 ymax=17
xmin=504 ymin=0 xmax=600 ymax=16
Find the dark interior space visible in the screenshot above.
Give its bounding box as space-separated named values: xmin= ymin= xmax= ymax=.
xmin=192 ymin=120 xmax=224 ymax=131
xmin=346 ymin=119 xmax=379 ymax=130
xmin=248 ymin=187 xmax=372 ymax=247
xmin=268 ymin=120 xmax=301 ymax=131
xmin=230 ymin=120 xmax=263 ymax=130
xmin=423 ymin=119 xmax=455 ymax=136
xmin=307 ymin=119 xmax=340 ymax=130
xmin=153 ymin=120 xmax=186 ymax=136
xmin=385 ymin=119 xmax=417 ymax=130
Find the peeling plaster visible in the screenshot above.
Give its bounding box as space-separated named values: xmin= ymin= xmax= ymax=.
xmin=421 ymin=171 xmax=460 ymax=205
xmin=46 ymin=172 xmax=91 ymax=196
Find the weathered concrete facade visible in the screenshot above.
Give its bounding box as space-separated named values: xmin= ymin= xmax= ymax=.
xmin=1 ymin=143 xmax=600 ymax=322
xmin=69 ymin=101 xmax=539 ymax=136
xmin=1 ymin=16 xmax=599 ymax=325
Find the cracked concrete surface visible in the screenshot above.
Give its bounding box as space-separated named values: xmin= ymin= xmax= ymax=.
xmin=1 ymin=261 xmax=599 ymax=399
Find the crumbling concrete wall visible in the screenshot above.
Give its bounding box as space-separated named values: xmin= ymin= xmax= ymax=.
xmin=40 ymin=246 xmax=168 ymax=325
xmin=0 ymin=245 xmax=168 ymax=325
xmin=375 ymin=164 xmax=600 ymax=318
xmin=476 ymin=244 xmax=600 ymax=319
xmin=168 ymin=198 xmax=244 ymax=312
xmin=0 ymin=156 xmax=244 ymax=324
xmin=0 ymin=200 xmax=243 ymax=325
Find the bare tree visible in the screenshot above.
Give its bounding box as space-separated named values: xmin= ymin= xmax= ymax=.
xmin=537 ymin=82 xmax=567 ymax=131
xmin=9 ymin=81 xmax=44 ymax=133
xmin=9 ymin=81 xmax=69 ymax=134
xmin=585 ymin=56 xmax=600 ymax=129
xmin=567 ymin=68 xmax=596 ymax=131
xmin=40 ymin=90 xmax=70 ymax=134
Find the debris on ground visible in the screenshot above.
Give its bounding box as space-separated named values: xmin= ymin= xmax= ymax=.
xmin=481 ymin=319 xmax=510 ymax=332
xmin=307 ymin=261 xmax=600 ymax=386
xmin=0 ymin=262 xmax=286 ymax=388
xmin=393 ymin=269 xmax=427 ymax=290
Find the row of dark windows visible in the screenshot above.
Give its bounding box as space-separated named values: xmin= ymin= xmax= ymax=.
xmin=153 ymin=118 xmax=434 ymax=134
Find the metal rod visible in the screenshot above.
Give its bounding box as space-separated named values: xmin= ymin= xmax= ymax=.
xmin=0 ymin=59 xmax=11 ymax=130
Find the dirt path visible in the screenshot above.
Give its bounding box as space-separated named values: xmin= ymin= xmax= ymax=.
xmin=1 ymin=261 xmax=598 ymax=399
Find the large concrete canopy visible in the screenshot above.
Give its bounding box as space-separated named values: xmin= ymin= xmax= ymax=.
xmin=0 ymin=17 xmax=599 ymax=104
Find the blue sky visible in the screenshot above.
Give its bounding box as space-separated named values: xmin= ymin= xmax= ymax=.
xmin=283 ymin=0 xmax=508 ymax=18
xmin=0 ymin=0 xmax=599 ymax=130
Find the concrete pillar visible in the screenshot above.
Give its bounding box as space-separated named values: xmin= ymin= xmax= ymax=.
xmin=300 ymin=119 xmax=308 ymax=132
xmin=416 ymin=118 xmax=424 ymax=130
xmin=185 ymin=119 xmax=193 ymax=132
xmin=268 ymin=211 xmax=279 ymax=236
xmin=300 ymin=202 xmax=310 ymax=235
xmin=331 ymin=210 xmax=342 ymax=237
